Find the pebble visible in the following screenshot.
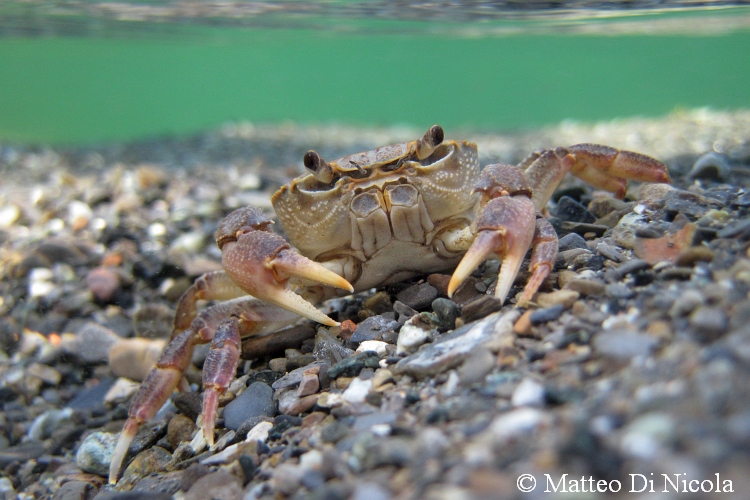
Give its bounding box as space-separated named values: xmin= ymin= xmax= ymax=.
xmin=564 ymin=278 xmax=606 ymax=296
xmin=328 ymin=351 xmax=380 ymax=379
xmin=63 ymin=322 xmax=121 ymax=365
xmin=396 ymin=315 xmax=436 ymax=355
xmin=223 ymin=382 xmax=275 ymax=430
xmin=461 ymin=295 xmax=503 ymax=323
xmin=395 ymin=310 xmax=518 ymax=378
xmin=296 ymin=372 xmax=321 ymax=397
xmin=356 ymin=340 xmax=389 ymax=357
xmin=688 ymin=151 xmax=731 ymax=181
xmin=185 ymin=469 xmax=243 ymax=500
xmin=278 ymin=391 xmax=318 ymax=415
xmin=76 ymin=432 xmax=117 ymax=476
xmin=511 ymin=378 xmax=546 ymax=407
xmin=534 ymin=289 xmax=579 ymax=309
xmin=108 ymin=338 xmax=166 ymax=381
xmin=593 ymin=329 xmax=658 ymax=360
xmin=431 ymin=297 xmax=460 ymax=331
xmin=529 ymin=305 xmax=565 ymax=325
xmin=553 ymin=196 xmax=596 ymax=224
xmin=350 ymin=315 xmax=399 ymax=344
xmin=167 ymin=414 xmax=196 ymax=449
xmin=457 ymin=348 xmax=496 ymax=385
xmin=489 ymin=407 xmax=546 ymax=443
xmin=27 ymin=408 xmax=75 ymax=441
xmin=342 ymin=377 xmax=373 ymax=404
xmin=689 ymin=306 xmax=728 ymax=341
xmin=557 ymin=232 xmax=588 ymax=251
xmin=395 ymin=282 xmax=439 ymax=310
xmin=86 ymin=267 xmax=121 ymax=302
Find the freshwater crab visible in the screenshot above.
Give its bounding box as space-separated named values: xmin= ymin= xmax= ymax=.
xmin=109 ymin=125 xmax=670 ymax=483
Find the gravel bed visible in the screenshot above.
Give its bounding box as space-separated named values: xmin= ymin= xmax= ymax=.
xmin=1 ymin=109 xmax=750 ymax=499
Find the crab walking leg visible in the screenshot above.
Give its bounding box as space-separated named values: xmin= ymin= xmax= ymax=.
xmin=523 ymin=145 xmax=670 ymax=212
xmin=448 ymin=195 xmax=537 ymax=304
xmin=109 ymin=327 xmax=198 ymax=484
xmin=109 ymin=298 xmax=300 ymax=484
xmin=201 ymin=318 xmax=241 ymax=446
xmin=173 ymin=270 xmax=247 ymax=334
xmin=516 ymin=218 xmax=558 ymax=308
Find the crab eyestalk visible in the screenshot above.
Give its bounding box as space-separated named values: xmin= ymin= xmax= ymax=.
xmin=415 ymin=125 xmax=444 ymax=160
xmin=303 ymin=150 xmax=335 ymax=184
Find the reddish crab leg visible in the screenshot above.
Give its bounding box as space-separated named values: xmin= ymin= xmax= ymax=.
xmin=516 ymin=218 xmax=558 ymax=308
xmin=448 ymin=195 xmax=536 ymax=304
xmin=523 ymin=144 xmax=671 ymax=212
xmin=201 ymin=318 xmax=241 ymax=446
xmin=109 ymin=298 xmax=300 ymax=484
xmin=172 ymin=270 xmax=247 ymax=334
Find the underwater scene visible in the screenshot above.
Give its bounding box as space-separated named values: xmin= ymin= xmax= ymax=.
xmin=1 ymin=1 xmax=750 ymax=498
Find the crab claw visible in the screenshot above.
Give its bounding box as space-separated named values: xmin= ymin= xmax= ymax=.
xmin=448 ymin=196 xmax=536 ymax=304
xmin=218 ymin=209 xmax=352 ymax=326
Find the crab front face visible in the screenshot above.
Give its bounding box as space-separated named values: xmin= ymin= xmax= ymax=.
xmin=270 ymin=127 xmax=482 ymax=291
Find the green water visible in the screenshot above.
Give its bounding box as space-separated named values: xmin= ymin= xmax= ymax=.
xmin=1 ymin=8 xmax=749 ymax=145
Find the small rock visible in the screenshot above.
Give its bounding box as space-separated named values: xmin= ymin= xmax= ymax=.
xmin=356 ymin=340 xmax=389 ymax=357
xmin=350 ymin=316 xmax=399 ymax=344
xmin=688 ymin=152 xmax=731 ymax=181
xmin=396 ymin=282 xmax=439 ymax=310
xmin=121 ymin=446 xmax=173 ymax=485
xmin=104 ymin=377 xmax=141 ymax=404
xmin=511 ymin=378 xmax=545 ymax=407
xmin=86 ymin=267 xmax=121 ymax=302
xmin=223 ymin=382 xmax=275 ymax=430
xmin=689 ymin=306 xmax=728 ymax=342
xmin=108 ymin=338 xmax=166 ymax=382
xmin=534 ymin=290 xmax=579 ymax=309
xmin=396 ymin=315 xmax=437 ymax=355
xmin=52 ymin=480 xmax=93 ymax=500
xmin=432 ymin=298 xmax=459 ymax=331
xmin=362 ymin=291 xmax=393 ymax=314
xmin=395 ymin=310 xmax=518 ymax=378
xmin=490 ymin=407 xmax=546 ymax=443
xmin=185 ymin=469 xmax=243 ymax=500
xmin=605 ymin=283 xmax=635 ymax=300
xmin=557 ymin=232 xmax=588 ymax=251
xmin=674 ymin=246 xmax=714 ymax=267
xmin=63 ymin=322 xmax=121 ymax=364
xmin=26 ymin=362 xmax=62 ymax=385
xmin=278 ymin=391 xmax=318 ymax=415
xmin=328 ymin=351 xmax=380 ymax=378
xmin=76 ymin=432 xmax=117 ymax=476
xmin=269 ymin=358 xmax=288 ymax=373
xmin=457 ymin=348 xmax=496 ymax=385
xmin=461 ymin=295 xmax=503 ymax=323
xmin=593 ymin=329 xmax=658 ymax=359
xmin=296 ymin=373 xmax=320 ymax=397
xmin=168 ymin=414 xmax=196 ymax=449
xmin=564 ymin=278 xmax=606 ymax=296
xmin=173 ymin=392 xmax=203 ymax=421
xmin=343 ymin=377 xmax=373 ymax=404
xmin=28 ymin=408 xmax=74 ymax=441
xmin=513 ymin=310 xmax=533 ymax=336
xmin=66 ymin=377 xmax=116 ymax=410
xmin=529 ymin=305 xmax=565 ymax=325
xmin=553 ymin=196 xmax=595 ymax=223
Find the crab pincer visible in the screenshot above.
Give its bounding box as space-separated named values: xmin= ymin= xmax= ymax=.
xmin=217 ymin=207 xmax=354 ymax=326
xmin=447 ymin=163 xmax=558 ymax=306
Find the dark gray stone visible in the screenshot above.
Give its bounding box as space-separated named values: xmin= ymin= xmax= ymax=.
xmin=350 ymin=315 xmax=399 ymax=344
xmin=396 ymin=282 xmax=439 ymax=310
xmin=529 ymin=305 xmax=565 ymax=325
xmin=553 ymin=196 xmax=596 ymax=223
xmin=558 ymin=232 xmax=588 ymax=251
xmin=223 ymin=382 xmax=275 ymax=430
xmin=432 ymin=298 xmax=460 ymax=331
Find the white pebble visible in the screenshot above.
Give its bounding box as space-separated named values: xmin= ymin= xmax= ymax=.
xmin=342 ymin=377 xmax=372 ymax=404
xmin=511 ymin=377 xmax=545 ymax=407
xmin=0 ymin=204 xmax=20 ymax=228
xmin=356 ymin=340 xmax=388 ymax=356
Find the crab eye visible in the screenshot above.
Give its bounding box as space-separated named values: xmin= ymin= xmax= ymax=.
xmin=429 ymin=125 xmax=444 ymax=146
xmin=303 ymin=150 xmax=335 ymax=184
